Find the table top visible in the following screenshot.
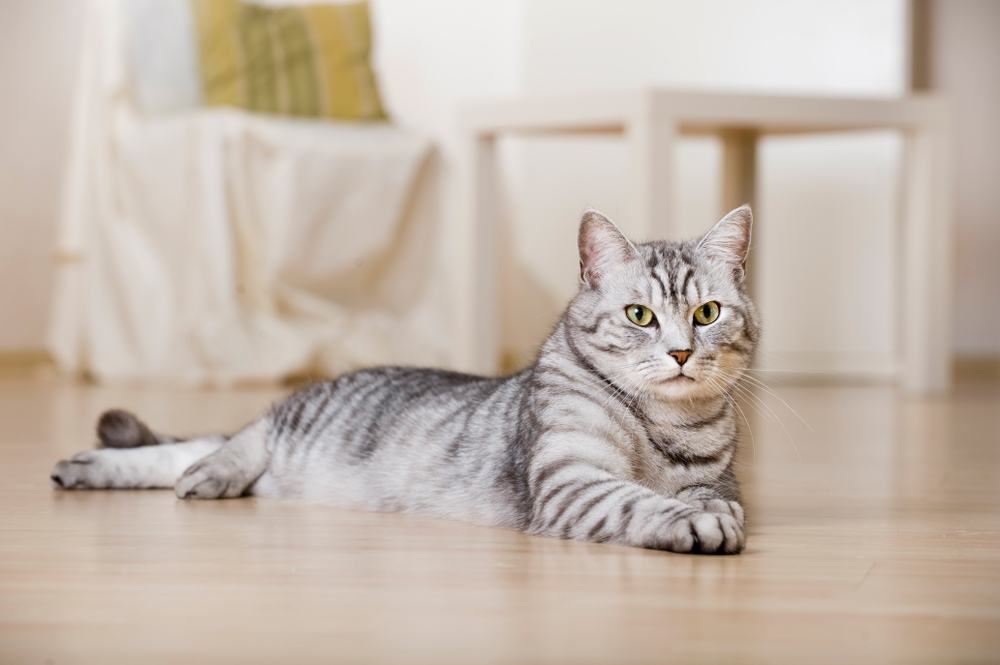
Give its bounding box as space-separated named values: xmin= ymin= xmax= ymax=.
xmin=461 ymin=88 xmax=947 ymax=135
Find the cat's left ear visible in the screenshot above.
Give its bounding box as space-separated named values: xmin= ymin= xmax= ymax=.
xmin=698 ymin=204 xmax=753 ymax=281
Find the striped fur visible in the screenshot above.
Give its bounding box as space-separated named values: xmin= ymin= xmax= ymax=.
xmin=51 ymin=206 xmax=759 ymax=555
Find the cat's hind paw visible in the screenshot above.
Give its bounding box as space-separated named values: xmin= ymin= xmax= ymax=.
xmin=50 ymin=452 xmax=100 ymax=489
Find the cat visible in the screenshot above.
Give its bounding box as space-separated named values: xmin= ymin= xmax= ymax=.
xmin=51 ymin=205 xmax=760 ymax=554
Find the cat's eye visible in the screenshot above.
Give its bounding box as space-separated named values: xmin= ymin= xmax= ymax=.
xmin=625 ymin=304 xmax=655 ymax=327
xmin=693 ymin=301 xmax=721 ymax=326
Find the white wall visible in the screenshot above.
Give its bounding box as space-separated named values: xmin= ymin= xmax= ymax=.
xmin=369 ymin=0 xmax=528 ymax=359
xmin=370 ymin=0 xmax=914 ymax=375
xmin=3 ymin=0 xmax=995 ymax=373
xmin=929 ymin=0 xmax=1000 ymax=356
xmin=0 ymin=1 xmax=86 ymax=351
xmin=500 ymin=0 xmax=908 ymax=373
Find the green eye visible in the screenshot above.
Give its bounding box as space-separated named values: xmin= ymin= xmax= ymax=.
xmin=625 ymin=304 xmax=655 ymax=327
xmin=693 ymin=301 xmax=721 ymax=326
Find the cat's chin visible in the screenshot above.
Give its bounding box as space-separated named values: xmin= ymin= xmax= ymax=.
xmin=648 ymin=376 xmax=718 ymax=402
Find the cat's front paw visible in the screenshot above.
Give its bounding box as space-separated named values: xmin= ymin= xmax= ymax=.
xmin=688 ymin=498 xmax=744 ymax=526
xmin=675 ymin=488 xmax=745 ymax=527
xmin=175 ymin=457 xmax=245 ymax=500
xmin=662 ymin=511 xmax=745 ymax=554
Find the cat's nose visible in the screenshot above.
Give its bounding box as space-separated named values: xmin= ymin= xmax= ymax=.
xmin=668 ymin=349 xmax=692 ymax=366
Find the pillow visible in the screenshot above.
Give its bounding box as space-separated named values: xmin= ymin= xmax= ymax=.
xmin=190 ymin=0 xmax=387 ymax=121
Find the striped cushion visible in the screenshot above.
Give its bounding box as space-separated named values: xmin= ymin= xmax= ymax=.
xmin=190 ymin=0 xmax=386 ymax=121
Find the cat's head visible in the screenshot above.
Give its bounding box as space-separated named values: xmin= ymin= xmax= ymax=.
xmin=565 ymin=206 xmax=760 ymax=402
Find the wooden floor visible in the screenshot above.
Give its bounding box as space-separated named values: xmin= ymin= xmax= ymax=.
xmin=1 ymin=372 xmax=999 ymax=664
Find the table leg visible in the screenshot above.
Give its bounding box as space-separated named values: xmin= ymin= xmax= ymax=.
xmin=899 ymin=123 xmax=953 ymax=394
xmin=627 ymin=103 xmax=676 ymax=242
xmin=721 ymin=129 xmax=759 ymax=296
xmin=456 ymin=133 xmax=501 ymax=375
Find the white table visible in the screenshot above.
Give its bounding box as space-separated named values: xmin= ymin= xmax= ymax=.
xmin=454 ymin=89 xmax=952 ymax=394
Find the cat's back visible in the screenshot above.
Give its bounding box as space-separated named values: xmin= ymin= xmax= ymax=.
xmin=271 ymin=365 xmax=499 ymax=439
xmin=258 ymin=365 xmax=531 ymax=514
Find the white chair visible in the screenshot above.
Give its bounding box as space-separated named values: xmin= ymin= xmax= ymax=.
xmin=49 ymin=0 xmax=441 ymax=385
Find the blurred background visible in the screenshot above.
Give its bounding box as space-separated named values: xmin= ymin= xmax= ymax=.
xmin=0 ymin=0 xmax=997 ymax=387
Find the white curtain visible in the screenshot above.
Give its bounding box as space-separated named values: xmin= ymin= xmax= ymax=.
xmin=49 ymin=0 xmax=442 ymax=385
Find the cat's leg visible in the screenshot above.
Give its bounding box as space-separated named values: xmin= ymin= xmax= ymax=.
xmin=174 ymin=419 xmax=271 ymax=500
xmin=675 ymin=465 xmax=745 ymax=526
xmin=50 ymin=438 xmax=223 ymax=490
xmin=529 ymin=460 xmax=745 ymax=554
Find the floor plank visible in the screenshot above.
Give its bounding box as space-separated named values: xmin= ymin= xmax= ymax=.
xmin=1 ymin=374 xmax=998 ymax=663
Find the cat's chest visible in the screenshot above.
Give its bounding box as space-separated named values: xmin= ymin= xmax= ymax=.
xmin=635 ymin=412 xmax=737 ymax=494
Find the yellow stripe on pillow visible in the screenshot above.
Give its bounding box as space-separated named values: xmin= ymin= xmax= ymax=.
xmin=190 ymin=0 xmax=386 ymax=121
xmin=191 ymin=0 xmax=242 ymax=108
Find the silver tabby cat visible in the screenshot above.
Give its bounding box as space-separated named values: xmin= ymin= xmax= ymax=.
xmin=51 ymin=205 xmax=760 ymax=554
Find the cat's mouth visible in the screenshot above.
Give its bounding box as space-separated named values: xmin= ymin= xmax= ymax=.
xmin=657 ymin=374 xmax=695 ymax=384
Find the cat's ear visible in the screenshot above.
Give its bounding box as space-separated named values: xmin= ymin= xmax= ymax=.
xmin=578 ymin=209 xmax=639 ymax=287
xmin=698 ymin=204 xmax=753 ymax=281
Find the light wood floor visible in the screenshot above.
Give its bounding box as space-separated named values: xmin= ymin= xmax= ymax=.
xmin=1 ymin=373 xmax=999 ymax=664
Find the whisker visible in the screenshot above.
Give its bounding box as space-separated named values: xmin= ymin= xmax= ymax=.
xmin=722 ymin=368 xmax=815 ymax=433
xmin=740 ymin=368 xmax=834 ymax=375
xmin=727 ymin=377 xmax=803 ymax=463
xmin=703 ymin=374 xmax=756 ymax=465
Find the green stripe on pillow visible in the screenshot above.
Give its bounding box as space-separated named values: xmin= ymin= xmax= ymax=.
xmin=272 ymin=8 xmax=321 ymax=116
xmin=191 ymin=0 xmax=386 ymax=121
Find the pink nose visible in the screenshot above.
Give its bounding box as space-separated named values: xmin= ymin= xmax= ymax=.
xmin=668 ymin=349 xmax=692 ymax=366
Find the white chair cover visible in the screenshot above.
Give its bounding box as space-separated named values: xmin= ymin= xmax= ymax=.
xmin=49 ymin=0 xmax=441 ymax=385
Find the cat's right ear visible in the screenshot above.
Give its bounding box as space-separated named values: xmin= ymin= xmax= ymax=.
xmin=578 ymin=209 xmax=639 ymax=288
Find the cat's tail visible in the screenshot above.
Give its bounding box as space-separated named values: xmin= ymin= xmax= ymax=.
xmin=96 ymin=409 xmax=179 ymax=448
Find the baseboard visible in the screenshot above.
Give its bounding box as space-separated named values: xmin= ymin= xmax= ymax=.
xmin=753 ymin=350 xmax=896 ymax=384
xmin=758 ymin=352 xmax=1000 ymax=386
xmin=1 ymin=348 xmax=997 ymax=385
xmin=0 ymin=349 xmax=53 ymax=374
xmin=953 ymin=355 xmax=1000 ymax=383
